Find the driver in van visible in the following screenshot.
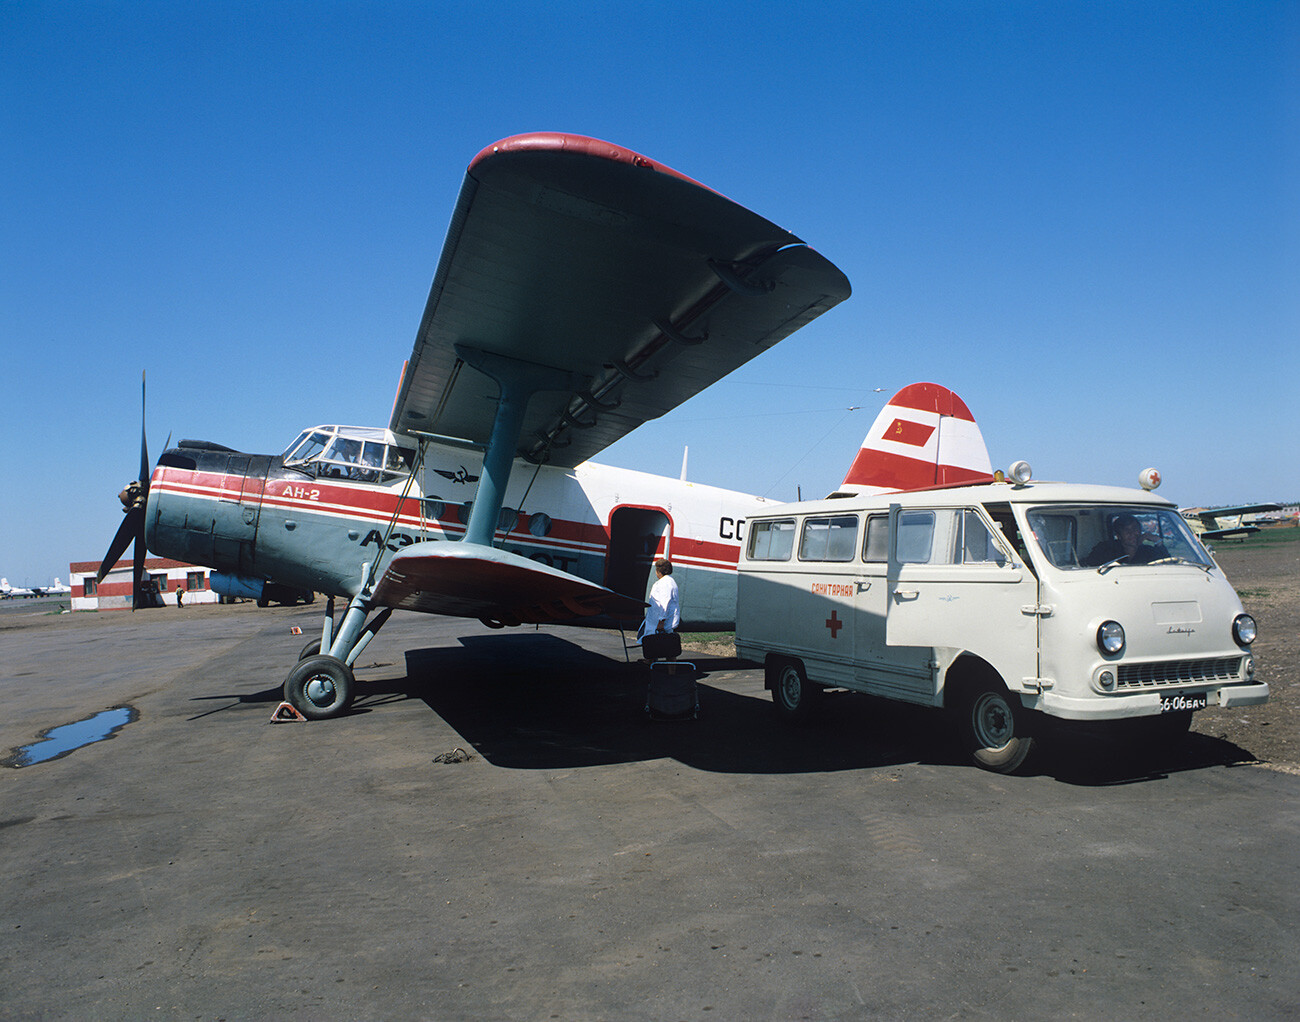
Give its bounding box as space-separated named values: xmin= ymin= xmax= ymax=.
xmin=1084 ymin=513 xmax=1168 ymax=566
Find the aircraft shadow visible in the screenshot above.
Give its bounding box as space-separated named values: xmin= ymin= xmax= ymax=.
xmin=348 ymin=633 xmax=1259 ymax=783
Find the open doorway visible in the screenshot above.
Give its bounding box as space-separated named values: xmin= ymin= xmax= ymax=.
xmin=605 ymin=506 xmax=671 ymax=599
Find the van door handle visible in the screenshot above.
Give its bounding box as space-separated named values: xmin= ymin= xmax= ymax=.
xmin=892 ymin=589 xmax=919 ymax=600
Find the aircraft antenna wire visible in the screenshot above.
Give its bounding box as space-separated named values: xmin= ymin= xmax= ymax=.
xmin=505 ymin=458 xmax=546 ymax=548
xmin=761 ymin=406 xmax=860 ymax=500
xmin=364 ymin=439 xmax=428 ymax=593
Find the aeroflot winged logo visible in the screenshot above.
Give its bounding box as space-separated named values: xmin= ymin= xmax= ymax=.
xmin=434 ymin=467 xmax=480 ymax=485
xmin=842 ymin=382 xmax=994 ymax=495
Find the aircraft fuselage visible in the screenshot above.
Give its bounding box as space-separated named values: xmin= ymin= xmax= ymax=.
xmin=145 ymin=429 xmax=775 ymax=629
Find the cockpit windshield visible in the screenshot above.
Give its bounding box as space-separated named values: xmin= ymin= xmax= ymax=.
xmin=1025 ymin=505 xmax=1213 ymax=571
xmin=282 ymin=426 xmax=414 ymax=484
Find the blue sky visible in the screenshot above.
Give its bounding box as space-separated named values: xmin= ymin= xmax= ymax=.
xmin=2 ymin=1 xmax=1296 ymax=585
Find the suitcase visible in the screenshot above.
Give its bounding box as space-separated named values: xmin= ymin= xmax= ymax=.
xmin=641 ymin=630 xmax=682 ymax=662
xmin=646 ymin=661 xmax=698 ymax=720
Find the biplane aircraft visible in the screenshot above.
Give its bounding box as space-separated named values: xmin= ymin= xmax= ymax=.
xmin=97 ymin=133 xmax=851 ymax=718
xmin=1180 ymin=503 xmax=1283 ymax=542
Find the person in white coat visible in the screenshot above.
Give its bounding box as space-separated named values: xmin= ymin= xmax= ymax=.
xmin=641 ymin=559 xmax=680 ymax=658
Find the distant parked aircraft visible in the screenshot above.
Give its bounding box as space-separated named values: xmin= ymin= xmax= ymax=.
xmin=1 ymin=578 xmax=36 ymax=599
xmin=31 ymin=578 xmax=73 ymax=596
xmin=1180 ymin=503 xmax=1282 ymax=541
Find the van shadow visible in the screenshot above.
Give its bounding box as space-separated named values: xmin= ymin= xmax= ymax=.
xmin=355 ymin=633 xmax=1258 ymax=782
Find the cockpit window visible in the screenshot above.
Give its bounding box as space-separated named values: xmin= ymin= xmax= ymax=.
xmin=1026 ymin=506 xmax=1212 ymax=570
xmin=386 ymin=445 xmax=413 ymax=474
xmin=283 ymin=427 xmax=415 ymax=484
xmin=284 ymin=431 xmax=330 ymax=465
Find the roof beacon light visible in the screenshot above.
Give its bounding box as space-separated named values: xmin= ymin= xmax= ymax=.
xmin=1008 ymin=460 xmax=1033 ymax=485
xmin=1139 ymin=467 xmax=1161 ymax=491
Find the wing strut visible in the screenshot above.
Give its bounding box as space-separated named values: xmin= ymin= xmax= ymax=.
xmin=454 ymin=344 xmax=588 ymax=548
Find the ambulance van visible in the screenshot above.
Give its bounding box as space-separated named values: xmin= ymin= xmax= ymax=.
xmin=735 ymin=464 xmax=1267 ymax=772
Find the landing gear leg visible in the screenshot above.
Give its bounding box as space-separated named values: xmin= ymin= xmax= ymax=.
xmin=282 ymin=594 xmax=394 ymax=720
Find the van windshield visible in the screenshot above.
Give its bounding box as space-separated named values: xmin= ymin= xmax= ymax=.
xmin=1025 ymin=505 xmax=1212 ymax=570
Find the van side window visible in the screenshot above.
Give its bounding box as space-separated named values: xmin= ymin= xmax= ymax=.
xmin=984 ymin=502 xmax=1035 ymax=574
xmin=749 ymin=519 xmax=796 ymax=561
xmin=862 ymin=514 xmax=889 ymax=562
xmin=895 ymin=510 xmax=936 ymax=563
xmin=961 ymin=510 xmax=1008 ymax=565
xmin=799 ymin=516 xmax=859 ymax=562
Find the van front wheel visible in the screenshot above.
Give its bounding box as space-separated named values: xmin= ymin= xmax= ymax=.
xmin=962 ymin=685 xmax=1035 ymax=773
xmin=771 ymin=659 xmax=820 ymax=723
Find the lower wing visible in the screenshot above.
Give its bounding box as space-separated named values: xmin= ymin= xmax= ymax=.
xmin=371 ymin=542 xmax=645 ymax=626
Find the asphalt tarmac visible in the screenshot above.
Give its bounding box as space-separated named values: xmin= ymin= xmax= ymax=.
xmin=2 ymin=602 xmax=1297 ymax=1020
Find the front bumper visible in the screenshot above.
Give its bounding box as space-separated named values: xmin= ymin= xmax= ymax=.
xmin=1036 ymin=682 xmax=1270 ymax=721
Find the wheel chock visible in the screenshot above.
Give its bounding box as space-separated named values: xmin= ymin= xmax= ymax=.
xmin=270 ymin=701 xmax=307 ymax=723
xmin=290 ymin=626 xmax=303 ymax=635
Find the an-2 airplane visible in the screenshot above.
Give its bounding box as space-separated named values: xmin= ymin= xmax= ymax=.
xmin=1180 ymin=503 xmax=1283 ymax=542
xmin=97 ymin=133 xmax=851 ymax=719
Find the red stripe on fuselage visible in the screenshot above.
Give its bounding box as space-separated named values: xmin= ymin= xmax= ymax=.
xmin=152 ymin=468 xmax=745 ymax=570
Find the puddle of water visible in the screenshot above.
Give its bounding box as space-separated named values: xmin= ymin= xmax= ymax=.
xmin=2 ymin=707 xmax=137 ymax=768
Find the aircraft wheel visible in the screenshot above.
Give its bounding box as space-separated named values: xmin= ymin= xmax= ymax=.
xmin=298 ymin=639 xmax=324 ymax=661
xmin=770 ymin=658 xmax=820 ymax=722
xmin=961 ymin=683 xmax=1035 ymax=773
xmin=284 ymin=655 xmax=355 ymax=720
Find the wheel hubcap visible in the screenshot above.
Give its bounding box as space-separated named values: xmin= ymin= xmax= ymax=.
xmin=305 ymin=675 xmax=337 ymax=707
xmin=973 ymin=693 xmax=1013 ymax=748
xmin=781 ymin=670 xmax=801 ymax=707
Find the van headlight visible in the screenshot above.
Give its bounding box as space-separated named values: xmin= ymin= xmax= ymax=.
xmin=1097 ymin=621 xmax=1125 ymax=655
xmin=1233 ymin=614 xmax=1257 ymax=647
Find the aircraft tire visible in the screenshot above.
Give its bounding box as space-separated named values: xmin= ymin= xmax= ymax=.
xmin=284 ymin=655 xmax=355 ymax=720
xmin=961 ymin=683 xmax=1036 ymax=774
xmin=770 ymin=658 xmax=820 ymax=723
xmin=299 ymin=639 xmax=324 ymax=661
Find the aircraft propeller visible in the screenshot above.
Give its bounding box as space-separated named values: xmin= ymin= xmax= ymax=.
xmin=96 ymin=372 xmax=157 ymax=609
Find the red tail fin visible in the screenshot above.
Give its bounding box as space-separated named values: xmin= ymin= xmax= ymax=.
xmin=839 ymin=383 xmax=994 ymax=494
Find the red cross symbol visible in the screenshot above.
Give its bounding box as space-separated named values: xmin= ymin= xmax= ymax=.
xmin=825 ymin=610 xmax=843 ymax=638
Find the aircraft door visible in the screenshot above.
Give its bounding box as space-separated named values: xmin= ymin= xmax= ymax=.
xmin=606 ymin=506 xmax=670 ymax=600
xmin=885 ymin=506 xmax=1037 ymax=701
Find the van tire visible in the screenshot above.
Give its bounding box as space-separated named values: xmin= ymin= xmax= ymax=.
xmin=960 ymin=683 xmax=1035 ymax=773
xmin=770 ymin=658 xmax=820 ymax=722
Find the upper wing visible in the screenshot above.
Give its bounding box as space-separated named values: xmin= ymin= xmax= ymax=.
xmin=1197 ymin=503 xmax=1282 ymax=524
xmin=390 ymin=133 xmax=851 ymax=467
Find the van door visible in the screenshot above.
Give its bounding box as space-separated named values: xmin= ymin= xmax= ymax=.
xmin=853 ymin=513 xmax=933 ymax=703
xmin=885 ymin=506 xmax=1038 ymax=700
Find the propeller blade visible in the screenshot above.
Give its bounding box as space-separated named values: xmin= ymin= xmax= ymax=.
xmin=132 ymin=521 xmax=147 ymax=611
xmin=138 ymin=371 xmax=150 ymax=491
xmin=97 ymin=506 xmax=143 ymax=583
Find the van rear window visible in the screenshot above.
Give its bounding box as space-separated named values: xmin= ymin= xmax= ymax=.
xmin=749 ymin=519 xmax=796 ymax=561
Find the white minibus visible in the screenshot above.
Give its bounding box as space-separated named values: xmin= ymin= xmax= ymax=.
xmin=735 ymin=471 xmax=1267 ymax=772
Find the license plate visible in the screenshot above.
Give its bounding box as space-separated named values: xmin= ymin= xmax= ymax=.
xmin=1160 ymin=692 xmax=1209 ymax=713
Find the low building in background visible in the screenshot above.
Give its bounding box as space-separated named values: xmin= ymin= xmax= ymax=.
xmin=69 ymin=559 xmax=217 ymax=611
